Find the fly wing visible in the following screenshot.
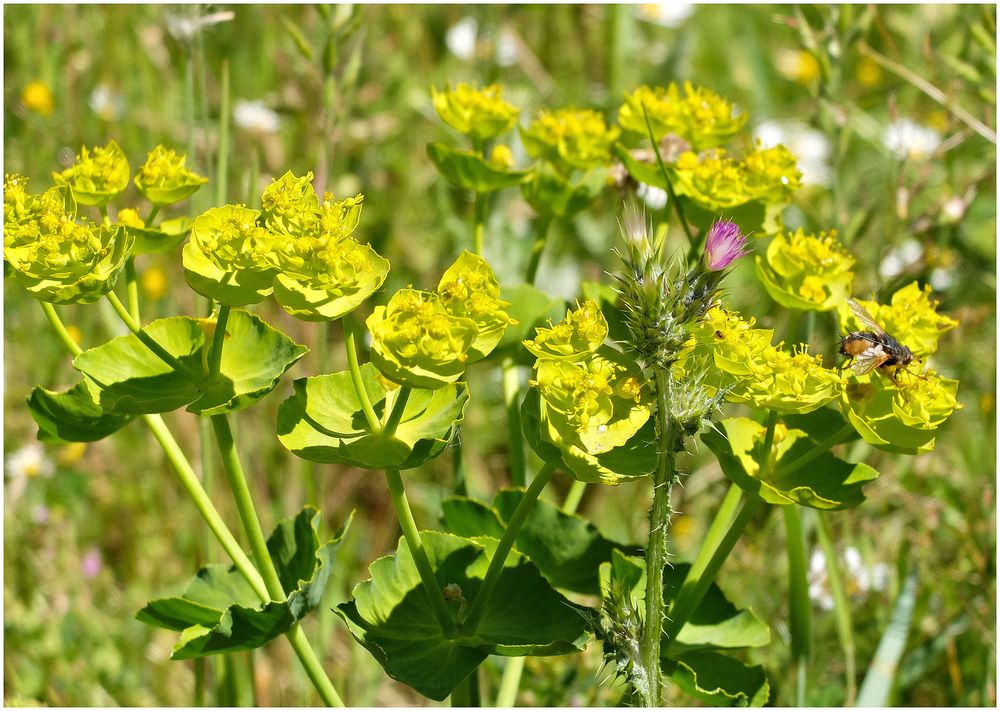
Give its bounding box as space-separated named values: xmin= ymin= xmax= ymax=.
xmin=851 ymin=344 xmax=891 ymax=376
xmin=847 ymin=298 xmax=887 ymax=337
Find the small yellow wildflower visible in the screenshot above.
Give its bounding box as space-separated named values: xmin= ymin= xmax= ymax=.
xmin=520 ymin=108 xmax=621 ymax=171
xmin=524 ymin=300 xmax=608 ymax=362
xmin=618 ymin=82 xmax=747 ymax=150
xmin=755 ymin=228 xmax=855 ymax=311
xmin=856 ymin=57 xmax=882 ymax=87
xmin=141 ymin=264 xmax=168 ymax=300
xmin=838 ymin=281 xmax=958 ymax=357
xmin=134 ymin=145 xmax=208 ymax=206
xmin=21 ymin=81 xmax=54 ymax=116
xmin=53 ymin=140 xmax=130 ymax=207
xmin=431 ymin=83 xmax=519 ymax=143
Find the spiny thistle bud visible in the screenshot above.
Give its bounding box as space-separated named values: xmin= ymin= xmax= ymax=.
xmin=594 ymin=580 xmax=648 ymax=701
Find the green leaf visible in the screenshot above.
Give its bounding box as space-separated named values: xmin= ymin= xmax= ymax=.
xmin=336 ymin=531 xmax=589 ymax=701
xmin=663 ymin=564 xmax=770 ymax=653
xmin=128 ymin=217 xmax=192 ymax=254
xmin=27 ymin=377 xmax=135 ymax=443
xmin=182 ymin=239 xmax=275 ymax=307
xmin=137 ymin=507 xmax=350 ymax=659
xmin=783 ymin=407 xmax=858 ymax=446
xmin=702 ymin=417 xmax=879 ymax=510
xmin=276 ymin=362 xmax=468 ymax=470
xmin=427 ymin=142 xmax=526 ymax=192
xmin=667 ymin=651 xmax=770 ymax=706
xmin=441 ymin=490 xmax=641 ymax=594
xmin=73 ymin=311 xmax=306 ymax=416
xmin=682 ymin=197 xmax=767 ymax=238
xmin=613 ymin=143 xmax=669 ymax=188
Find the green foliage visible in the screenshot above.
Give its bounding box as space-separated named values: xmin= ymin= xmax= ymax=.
xmin=336 ymin=531 xmax=589 ymax=701
xmin=137 ymin=508 xmax=349 ymax=659
xmin=276 ymin=363 xmax=468 ymax=469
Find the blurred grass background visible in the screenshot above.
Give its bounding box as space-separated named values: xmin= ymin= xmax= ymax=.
xmin=4 ymin=4 xmax=995 ymax=706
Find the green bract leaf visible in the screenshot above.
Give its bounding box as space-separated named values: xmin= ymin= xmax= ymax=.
xmin=521 ymin=388 xmax=657 ymax=485
xmin=137 ymin=507 xmax=349 ymax=659
xmin=133 ymin=145 xmax=208 ymax=206
xmin=520 ymin=163 xmax=607 ymax=219
xmin=52 ymin=140 xmax=130 ymax=207
xmin=668 ymin=651 xmax=770 ymax=707
xmin=27 ymin=377 xmax=135 ymax=443
xmin=72 ymin=310 xmax=306 ymax=416
xmin=183 ymin=205 xmax=276 ymax=306
xmin=436 ymin=250 xmax=514 ymax=361
xmin=127 ymin=217 xmax=192 ymax=254
xmin=427 ymin=142 xmax=526 ymax=192
xmin=702 ymin=417 xmax=879 ymax=510
xmin=276 ymin=362 xmax=468 ymax=470
xmin=523 ymin=300 xmax=608 ymax=362
xmin=442 ymin=490 xmax=641 ymax=595
xmin=336 ymin=531 xmax=589 ymax=701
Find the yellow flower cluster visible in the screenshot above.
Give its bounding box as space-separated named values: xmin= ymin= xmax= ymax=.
xmin=671 ymin=145 xmax=801 ymax=211
xmin=520 ymin=108 xmax=621 ymax=171
xmin=756 ymin=229 xmax=855 ymax=311
xmin=618 ymin=82 xmax=747 ymax=150
xmin=431 ymin=83 xmax=519 ymax=143
xmin=53 ymin=140 xmax=130 ymax=207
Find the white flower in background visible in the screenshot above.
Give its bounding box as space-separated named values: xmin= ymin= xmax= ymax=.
xmin=808 ymin=547 xmax=890 ymax=611
xmin=446 ymin=17 xmax=477 ymax=61
xmin=883 ymin=119 xmax=942 ymax=160
xmin=941 ymin=196 xmax=967 ymax=224
xmin=166 ymin=10 xmax=235 ymax=42
xmin=929 ymin=266 xmax=955 ymax=291
xmin=5 ymin=443 xmax=55 ymax=501
xmin=878 ymin=238 xmax=923 ymax=279
xmin=89 ymin=84 xmax=125 ymax=122
xmin=496 ymin=27 xmax=518 ymax=67
xmin=754 ymin=119 xmax=832 ymax=186
xmin=635 ymin=3 xmax=695 ymax=28
xmin=234 ymin=99 xmax=280 ymax=134
xmin=637 ymin=182 xmax=667 ymax=210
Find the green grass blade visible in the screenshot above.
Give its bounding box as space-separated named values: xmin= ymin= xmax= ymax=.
xmin=857 ymin=571 xmax=920 ymax=707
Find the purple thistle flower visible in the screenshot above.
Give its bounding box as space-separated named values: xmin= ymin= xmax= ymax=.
xmin=704 ymin=219 xmax=749 ymax=271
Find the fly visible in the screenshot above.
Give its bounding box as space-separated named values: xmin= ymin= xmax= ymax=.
xmin=838 ymin=298 xmax=916 ymax=386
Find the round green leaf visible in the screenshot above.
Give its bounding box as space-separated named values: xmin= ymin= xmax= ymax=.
xmin=128 ymin=217 xmax=192 ymax=254
xmin=427 ymin=142 xmax=526 ymax=192
xmin=276 ymin=362 xmax=468 ymax=470
xmin=668 ymin=651 xmax=770 ymax=706
xmin=335 ymin=531 xmax=589 ymax=701
xmin=27 ymin=377 xmax=135 ymax=443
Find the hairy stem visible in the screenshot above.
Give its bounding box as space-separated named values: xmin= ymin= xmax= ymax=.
xmin=637 ymin=369 xmax=680 ymax=705
xmin=462 ymin=462 xmax=557 ymax=634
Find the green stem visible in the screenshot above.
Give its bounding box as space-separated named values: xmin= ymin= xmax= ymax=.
xmin=382 ymin=386 xmax=410 ymax=436
xmin=773 ymin=423 xmax=855 ymax=481
xmin=216 ymin=59 xmax=231 ymax=206
xmin=639 ymin=104 xmax=695 ymax=252
xmin=473 ymin=191 xmax=487 ymax=256
xmin=342 ymin=317 xmax=380 ymax=432
xmin=209 ymin=414 xmax=285 ymax=600
xmin=496 ymin=657 xmax=526 ymax=707
xmin=462 ymin=462 xmax=557 ymax=634
xmin=209 ymin=304 xmax=231 ymax=376
xmin=98 ymin=204 xmax=110 ymax=225
xmin=524 ymin=214 xmax=553 ymax=285
xmin=194 ymin=658 xmax=205 ymax=706
xmin=384 ymin=467 xmax=457 ymax=635
xmin=637 ymin=370 xmax=680 ymax=705
xmin=783 ymin=504 xmax=812 ymax=707
xmin=662 ymin=495 xmax=763 ymax=651
xmin=143 ymin=413 xmax=269 ymax=601
xmin=146 ymin=204 xmax=161 ymax=225
xmin=106 ymin=291 xmax=199 ymax=378
xmin=502 ymin=357 xmax=526 ymax=488
xmin=125 ymin=257 xmax=141 ymax=322
xmin=666 ymin=482 xmax=742 ymax=621
xmin=562 ymin=479 xmax=587 ymax=515
xmin=816 ymin=511 xmax=856 ymax=705
xmin=211 ymin=414 xmax=345 ymax=706
xmin=451 ymin=669 xmax=480 ymax=706
xmin=40 ymin=302 xmax=83 ymax=357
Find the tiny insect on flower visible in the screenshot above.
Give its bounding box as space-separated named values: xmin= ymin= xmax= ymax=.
xmin=703 ymin=219 xmax=748 ymax=271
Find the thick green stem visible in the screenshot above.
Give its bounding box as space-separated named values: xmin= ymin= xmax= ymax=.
xmin=125 ymin=257 xmax=141 ymax=322
xmin=146 ymin=204 xmax=161 ymax=225
xmin=462 ymin=462 xmax=557 ymax=634
xmin=143 ymin=413 xmax=269 ymax=601
xmin=342 ymin=317 xmax=380 ymax=432
xmin=209 ymin=414 xmax=285 ymax=600
xmin=106 ymin=291 xmax=199 ymax=378
xmin=451 ymin=669 xmax=480 ymax=707
xmin=638 ymin=369 xmax=680 ymax=706
xmin=663 ymin=495 xmax=762 ymax=651
xmin=473 ymin=191 xmax=487 ymax=256
xmin=382 ymin=386 xmax=411 ymax=435
xmin=210 ymin=414 xmax=344 ymax=706
xmin=562 ymin=479 xmax=587 ymax=515
xmin=385 ymin=467 xmax=457 ymax=635
xmin=208 ymin=304 xmax=231 ymax=376
xmin=784 ymin=504 xmax=812 ymax=706
xmin=40 ymin=302 xmax=83 ymax=357
xmin=496 ymin=657 xmax=526 ymax=707
xmin=524 ymin=214 xmax=552 ymax=285
xmin=502 ymin=358 xmax=526 ymax=487
xmin=816 ymin=511 xmax=857 ymax=705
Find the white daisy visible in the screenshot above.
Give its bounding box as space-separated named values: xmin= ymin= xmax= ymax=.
xmin=5 ymin=443 xmax=55 ymax=501
xmin=234 ymin=100 xmax=280 ymax=135
xmin=883 ymin=119 xmax=942 ymax=160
